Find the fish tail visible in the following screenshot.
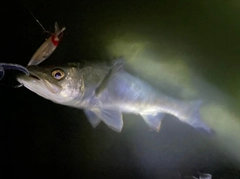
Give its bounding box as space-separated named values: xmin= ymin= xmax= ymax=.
xmin=179 ymin=100 xmax=213 ymax=134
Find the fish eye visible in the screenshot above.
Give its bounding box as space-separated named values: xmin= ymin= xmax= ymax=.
xmin=52 ymin=69 xmax=65 ymax=80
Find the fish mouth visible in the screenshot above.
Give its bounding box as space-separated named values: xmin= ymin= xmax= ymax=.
xmin=27 ymin=70 xmax=62 ymax=94
xmin=29 ymin=73 xmax=40 ymax=80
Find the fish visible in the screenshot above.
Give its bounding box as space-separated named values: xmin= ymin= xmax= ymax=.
xmin=17 ymin=59 xmax=211 ymax=133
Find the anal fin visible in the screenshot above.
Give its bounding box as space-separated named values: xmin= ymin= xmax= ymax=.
xmin=140 ymin=112 xmax=165 ymax=132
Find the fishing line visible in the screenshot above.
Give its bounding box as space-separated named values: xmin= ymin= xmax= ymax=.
xmin=20 ymin=1 xmax=46 ymax=31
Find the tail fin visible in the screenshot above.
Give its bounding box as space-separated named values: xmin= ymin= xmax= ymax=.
xmin=179 ymin=100 xmax=213 ymax=134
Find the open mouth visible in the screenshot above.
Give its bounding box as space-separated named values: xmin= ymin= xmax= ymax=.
xmin=29 ymin=73 xmax=40 ymax=80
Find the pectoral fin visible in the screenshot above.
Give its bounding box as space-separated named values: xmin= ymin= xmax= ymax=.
xmin=84 ymin=109 xmax=101 ymax=128
xmin=95 ymin=59 xmax=124 ymax=96
xmin=88 ymin=108 xmax=123 ymax=132
xmin=140 ymin=112 xmax=165 ymax=132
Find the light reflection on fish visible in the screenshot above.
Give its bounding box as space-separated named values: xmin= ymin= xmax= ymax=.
xmin=17 ymin=59 xmax=211 ymax=133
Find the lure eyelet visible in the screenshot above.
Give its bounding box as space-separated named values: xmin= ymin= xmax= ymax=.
xmin=52 ymin=69 xmax=65 ymax=80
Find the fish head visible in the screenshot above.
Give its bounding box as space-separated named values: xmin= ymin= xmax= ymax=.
xmin=17 ymin=64 xmax=82 ymax=103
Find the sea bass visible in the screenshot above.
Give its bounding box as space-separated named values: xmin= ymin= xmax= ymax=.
xmin=17 ymin=59 xmax=211 ymax=133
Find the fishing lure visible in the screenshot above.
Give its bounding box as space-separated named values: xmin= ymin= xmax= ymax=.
xmin=22 ymin=2 xmax=66 ymax=66
xmin=27 ymin=22 xmax=66 ymax=66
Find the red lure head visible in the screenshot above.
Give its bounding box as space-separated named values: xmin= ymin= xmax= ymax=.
xmin=51 ymin=35 xmax=60 ymax=46
xmin=51 ymin=22 xmax=66 ymax=46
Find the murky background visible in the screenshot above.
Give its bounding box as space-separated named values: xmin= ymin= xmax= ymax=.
xmin=1 ymin=0 xmax=240 ymax=178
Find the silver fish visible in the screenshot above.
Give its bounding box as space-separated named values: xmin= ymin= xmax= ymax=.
xmin=17 ymin=59 xmax=211 ymax=133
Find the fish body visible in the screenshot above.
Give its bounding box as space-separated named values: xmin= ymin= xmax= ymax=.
xmin=17 ymin=60 xmax=211 ymax=132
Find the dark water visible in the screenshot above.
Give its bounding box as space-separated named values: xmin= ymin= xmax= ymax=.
xmin=1 ymin=0 xmax=240 ymax=178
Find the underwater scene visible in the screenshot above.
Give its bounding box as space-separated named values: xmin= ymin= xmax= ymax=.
xmin=1 ymin=0 xmax=240 ymax=178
